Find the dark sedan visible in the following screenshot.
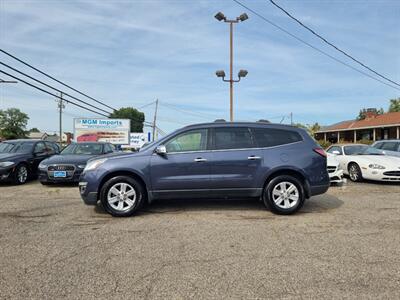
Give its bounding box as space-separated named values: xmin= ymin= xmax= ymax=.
xmin=0 ymin=139 xmax=60 ymax=184
xmin=38 ymin=142 xmax=115 ymax=184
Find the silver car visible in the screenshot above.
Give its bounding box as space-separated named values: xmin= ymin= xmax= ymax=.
xmin=372 ymin=140 xmax=400 ymax=157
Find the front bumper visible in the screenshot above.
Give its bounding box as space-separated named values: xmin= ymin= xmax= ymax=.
xmin=0 ymin=166 xmax=14 ymax=181
xmin=78 ymin=170 xmax=103 ymax=205
xmin=328 ymin=168 xmax=344 ymax=184
xmin=362 ymin=169 xmax=400 ymax=182
xmin=38 ymin=167 xmax=83 ymax=183
xmin=79 ymin=182 xmax=99 ymax=205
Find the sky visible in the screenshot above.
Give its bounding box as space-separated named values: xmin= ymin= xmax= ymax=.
xmin=0 ymin=0 xmax=399 ymax=135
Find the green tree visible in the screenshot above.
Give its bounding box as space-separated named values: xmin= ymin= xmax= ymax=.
xmin=0 ymin=108 xmax=29 ymax=139
xmin=109 ymin=107 xmax=145 ymax=132
xmin=294 ymin=122 xmax=320 ymax=136
xmin=388 ymin=98 xmax=400 ymax=112
xmin=357 ymin=108 xmax=384 ymax=120
xmin=29 ymin=127 xmax=40 ymax=133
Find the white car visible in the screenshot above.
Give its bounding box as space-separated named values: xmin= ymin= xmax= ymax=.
xmin=327 ymin=153 xmax=344 ymax=184
xmin=326 ymin=144 xmax=400 ymax=182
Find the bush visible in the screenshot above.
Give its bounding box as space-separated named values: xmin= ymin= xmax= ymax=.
xmin=358 ymin=139 xmax=373 ymax=145
xmin=317 ymin=140 xmax=332 ymax=149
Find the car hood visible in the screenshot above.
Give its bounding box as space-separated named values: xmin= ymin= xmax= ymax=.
xmin=43 ymin=154 xmax=97 ymax=165
xmin=0 ymin=152 xmax=27 ymax=161
xmin=327 ymin=153 xmax=339 ymax=167
xmin=349 ymin=155 xmax=400 ymax=168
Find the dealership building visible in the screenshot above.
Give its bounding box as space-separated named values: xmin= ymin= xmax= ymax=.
xmin=315 ymin=111 xmax=400 ymax=143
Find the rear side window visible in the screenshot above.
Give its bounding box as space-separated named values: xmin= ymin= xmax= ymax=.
xmin=45 ymin=142 xmax=58 ymax=154
xmin=381 ymin=142 xmax=400 ymax=152
xmin=213 ymin=127 xmax=254 ymax=150
xmin=104 ymin=144 xmax=114 ymax=153
xmin=251 ymin=128 xmax=302 ymax=148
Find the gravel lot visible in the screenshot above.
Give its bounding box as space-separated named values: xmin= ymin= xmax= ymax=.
xmin=0 ymin=180 xmax=399 ymax=299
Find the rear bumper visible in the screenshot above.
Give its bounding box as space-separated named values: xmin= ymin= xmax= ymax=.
xmin=309 ymin=183 xmax=330 ymax=197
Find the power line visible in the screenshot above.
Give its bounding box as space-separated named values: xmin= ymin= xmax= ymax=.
xmin=0 ymin=48 xmax=117 ymax=111
xmin=0 ymin=70 xmax=109 ymax=117
xmin=231 ymin=0 xmax=400 ymax=92
xmin=159 ymin=101 xmax=219 ymax=120
xmin=0 ymin=61 xmax=112 ymax=115
xmin=268 ymin=0 xmax=400 ymax=87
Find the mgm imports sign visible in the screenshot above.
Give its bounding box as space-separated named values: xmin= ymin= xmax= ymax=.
xmin=73 ymin=118 xmax=130 ymax=145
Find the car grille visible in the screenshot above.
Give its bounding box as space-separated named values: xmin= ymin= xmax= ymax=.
xmin=327 ymin=166 xmax=337 ymax=173
xmin=383 ymin=171 xmax=400 ymax=176
xmin=47 ymin=165 xmax=76 ymax=179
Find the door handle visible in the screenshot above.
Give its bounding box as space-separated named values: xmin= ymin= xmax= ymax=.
xmin=248 ymin=156 xmax=261 ymax=160
xmin=194 ymin=157 xmax=207 ymax=162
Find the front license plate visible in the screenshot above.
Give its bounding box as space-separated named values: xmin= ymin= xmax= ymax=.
xmin=53 ymin=171 xmax=67 ymax=178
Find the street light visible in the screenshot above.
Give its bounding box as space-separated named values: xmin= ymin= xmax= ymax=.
xmin=214 ymin=12 xmax=249 ymax=122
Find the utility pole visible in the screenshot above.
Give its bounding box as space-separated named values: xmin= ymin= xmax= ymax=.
xmin=57 ymin=92 xmax=65 ymax=145
xmin=215 ymin=12 xmax=249 ymax=122
xmin=152 ymin=99 xmax=158 ymax=142
xmin=290 ymin=112 xmax=293 ymax=125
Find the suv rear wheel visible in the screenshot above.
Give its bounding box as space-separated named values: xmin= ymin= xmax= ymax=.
xmin=263 ymin=175 xmax=305 ymax=215
xmin=100 ymin=176 xmax=145 ymax=217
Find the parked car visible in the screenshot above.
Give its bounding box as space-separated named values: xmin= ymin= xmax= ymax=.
xmin=38 ymin=142 xmax=115 ymax=184
xmin=79 ymin=122 xmax=330 ymax=217
xmin=327 ymin=153 xmax=344 ymax=184
xmin=0 ymin=139 xmax=59 ymax=184
xmin=372 ymin=140 xmax=400 ymax=157
xmin=326 ymin=144 xmax=400 ymax=182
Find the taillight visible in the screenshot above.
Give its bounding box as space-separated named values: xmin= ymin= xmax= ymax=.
xmin=313 ymin=148 xmax=327 ymax=157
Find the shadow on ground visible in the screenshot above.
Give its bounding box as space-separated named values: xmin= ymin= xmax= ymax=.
xmin=94 ymin=193 xmax=344 ymax=216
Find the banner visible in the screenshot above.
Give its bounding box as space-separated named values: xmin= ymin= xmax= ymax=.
xmin=73 ymin=118 xmax=130 ymax=145
xmin=129 ymin=132 xmax=152 ymax=148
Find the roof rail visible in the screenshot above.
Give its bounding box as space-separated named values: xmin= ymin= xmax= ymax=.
xmin=214 ymin=119 xmax=226 ymax=123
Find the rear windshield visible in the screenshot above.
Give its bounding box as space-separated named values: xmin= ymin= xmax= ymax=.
xmin=61 ymin=143 xmax=103 ymax=155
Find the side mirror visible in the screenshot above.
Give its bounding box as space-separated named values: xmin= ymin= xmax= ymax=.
xmin=155 ymin=145 xmax=167 ymax=155
xmin=332 ymin=150 xmax=340 ymax=155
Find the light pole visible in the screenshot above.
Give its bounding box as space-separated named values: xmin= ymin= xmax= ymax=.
xmin=215 ymin=12 xmax=248 ymax=122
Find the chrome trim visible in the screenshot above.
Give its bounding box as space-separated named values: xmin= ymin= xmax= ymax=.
xmin=47 ymin=164 xmax=76 ymax=178
xmin=153 ymin=140 xmax=304 ymax=156
xmin=151 ymin=188 xmax=262 ymax=193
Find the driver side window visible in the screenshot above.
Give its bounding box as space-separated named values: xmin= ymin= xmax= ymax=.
xmin=34 ymin=142 xmax=47 ymax=154
xmin=165 ymin=129 xmax=208 ymax=153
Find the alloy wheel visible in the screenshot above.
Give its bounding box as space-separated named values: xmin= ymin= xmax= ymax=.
xmin=107 ymin=182 xmax=137 ymax=212
xmin=271 ymin=181 xmax=299 ymax=209
xmin=349 ymin=165 xmax=358 ymax=181
xmin=17 ymin=166 xmax=28 ymax=183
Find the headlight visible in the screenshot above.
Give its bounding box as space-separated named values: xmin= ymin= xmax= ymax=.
xmin=368 ymin=164 xmax=385 ymax=169
xmin=77 ymin=164 xmax=86 ymax=169
xmin=83 ymin=158 xmax=107 ymax=172
xmin=38 ymin=162 xmax=48 ymax=170
xmin=0 ymin=161 xmax=15 ymax=168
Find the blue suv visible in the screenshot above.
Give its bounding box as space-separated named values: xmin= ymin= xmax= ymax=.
xmin=79 ymin=122 xmax=329 ymax=216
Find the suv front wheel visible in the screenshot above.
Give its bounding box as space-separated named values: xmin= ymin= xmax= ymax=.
xmin=100 ymin=176 xmax=145 ymax=217
xmin=263 ymin=175 xmax=305 ymax=215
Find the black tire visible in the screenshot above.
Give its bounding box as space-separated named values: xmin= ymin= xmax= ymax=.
xmin=263 ymin=175 xmax=305 ymax=215
xmin=13 ymin=164 xmax=29 ymax=185
xmin=348 ymin=163 xmax=363 ymax=182
xmin=100 ymin=176 xmax=145 ymax=217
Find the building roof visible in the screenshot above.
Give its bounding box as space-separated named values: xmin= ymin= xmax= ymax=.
xmin=317 ymin=112 xmax=400 ymax=133
xmin=27 ymin=132 xmax=48 ymax=139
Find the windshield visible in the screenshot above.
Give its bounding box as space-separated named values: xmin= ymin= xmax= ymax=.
xmin=344 ymin=145 xmax=383 ymax=155
xmin=61 ymin=143 xmax=103 ymax=155
xmin=0 ymin=142 xmax=34 ymax=153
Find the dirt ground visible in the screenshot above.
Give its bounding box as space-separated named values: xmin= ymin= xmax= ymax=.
xmin=0 ymin=180 xmax=399 ymax=299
